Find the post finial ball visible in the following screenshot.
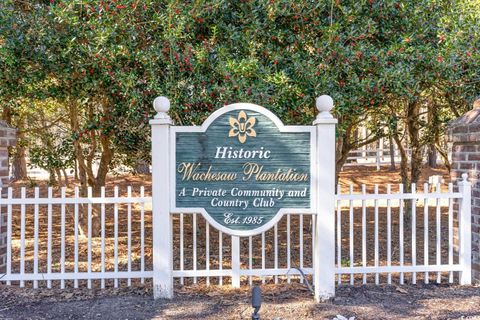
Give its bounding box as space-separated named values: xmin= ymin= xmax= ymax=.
xmin=153 ymin=96 xmax=170 ymax=113
xmin=316 ymin=95 xmax=334 ymax=113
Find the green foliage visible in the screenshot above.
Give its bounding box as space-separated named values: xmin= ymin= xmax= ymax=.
xmin=30 ymin=137 xmax=75 ymax=173
xmin=0 ymin=0 xmax=479 ymax=177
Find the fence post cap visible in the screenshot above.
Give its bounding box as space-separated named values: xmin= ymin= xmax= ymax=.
xmin=462 ymin=173 xmax=469 ymax=181
xmin=316 ymin=95 xmax=334 ymax=112
xmin=152 ymin=96 xmax=172 ymax=123
xmin=153 ymin=96 xmax=170 ymax=113
xmin=315 ymin=95 xmax=335 ymax=122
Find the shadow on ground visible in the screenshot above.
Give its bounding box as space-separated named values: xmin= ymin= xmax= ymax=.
xmin=1 ymin=283 xmax=480 ymax=319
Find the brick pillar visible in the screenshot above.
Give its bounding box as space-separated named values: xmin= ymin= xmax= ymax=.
xmin=0 ymin=121 xmax=16 ymax=274
xmin=448 ymin=99 xmax=480 ymax=282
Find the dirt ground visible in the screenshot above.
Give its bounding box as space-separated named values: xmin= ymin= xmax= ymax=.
xmin=3 ymin=165 xmax=477 ymax=320
xmin=1 ymin=283 xmax=480 ymax=319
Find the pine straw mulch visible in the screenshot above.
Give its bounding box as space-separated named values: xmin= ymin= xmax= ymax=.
xmin=2 ymin=165 xmax=479 ymax=319
xmin=1 ymin=282 xmax=480 ymax=319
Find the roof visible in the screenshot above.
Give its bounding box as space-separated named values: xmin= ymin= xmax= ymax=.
xmin=449 ymin=99 xmax=480 ymax=127
xmin=447 ymin=99 xmax=480 ymax=142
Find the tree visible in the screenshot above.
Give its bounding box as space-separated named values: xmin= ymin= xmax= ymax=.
xmin=384 ymin=0 xmax=480 ymax=189
xmin=1 ymin=0 xmax=479 ymax=194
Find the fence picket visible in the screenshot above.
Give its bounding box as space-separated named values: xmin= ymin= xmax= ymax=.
xmin=180 ymin=213 xmax=184 ymax=285
xmin=47 ymin=187 xmax=53 ymax=288
xmin=86 ymin=187 xmax=93 ymax=288
xmin=193 ymin=213 xmax=197 ymax=284
xmin=140 ymin=186 xmax=145 ymax=284
xmin=299 ymin=214 xmax=304 ymax=284
xmin=424 ymin=183 xmax=429 ymax=284
xmin=127 ymin=186 xmax=132 ymax=287
xmin=87 ymin=187 xmax=93 ymax=289
xmin=20 ymin=187 xmax=26 ymax=288
xmin=60 ymin=187 xmax=66 ymax=289
xmin=74 ymin=187 xmax=79 ymax=288
xmin=101 ymin=187 xmax=106 ymax=289
xmin=361 ymin=184 xmax=367 ymax=284
xmin=114 ymin=186 xmax=119 ymax=288
xmin=287 ymin=215 xmax=291 ymax=284
xmin=459 ymin=173 xmax=472 ymax=285
xmin=349 ymin=184 xmax=354 ymax=285
xmin=261 ymin=231 xmax=266 ymax=284
xmin=219 ymin=231 xmax=223 ymax=285
xmin=231 ymin=236 xmax=240 ymax=287
xmin=411 ymin=183 xmax=417 ymax=284
xmin=374 ymin=184 xmax=379 ymax=285
xmin=387 ymin=184 xmax=392 ymax=284
xmin=436 ymin=183 xmax=441 ymax=283
xmin=399 ymin=184 xmax=404 ymax=284
xmin=274 ymin=224 xmax=278 ymax=284
xmin=33 ymin=187 xmax=39 ymax=289
xmin=448 ymin=183 xmax=453 ymax=283
xmin=248 ymin=236 xmax=252 ymax=285
xmin=337 ymin=185 xmax=342 ymax=285
xmin=206 ymin=221 xmax=210 ymax=286
xmin=6 ymin=188 xmax=12 ymax=286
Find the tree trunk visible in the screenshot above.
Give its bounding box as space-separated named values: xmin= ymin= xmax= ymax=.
xmin=427 ymin=101 xmax=438 ymax=169
xmin=427 ymin=146 xmax=437 ymax=168
xmin=48 ymin=169 xmax=57 ymax=185
xmin=68 ymin=100 xmax=114 ymax=236
xmin=407 ymin=101 xmax=423 ymax=186
xmin=392 ymin=129 xmax=410 ymax=190
xmin=335 ymin=140 xmax=351 ymax=187
xmin=435 ymin=141 xmax=451 ymax=172
xmin=74 ymin=159 xmax=79 ymax=180
xmin=335 ymin=131 xmax=350 ymax=188
xmin=388 ymin=134 xmax=396 ymax=171
xmin=62 ymin=168 xmax=69 ymax=187
xmin=12 ymin=145 xmax=27 ymax=181
xmin=55 ymin=168 xmax=63 ymax=186
xmin=392 ymin=126 xmax=412 ymax=223
xmin=12 ymin=117 xmax=27 ymax=181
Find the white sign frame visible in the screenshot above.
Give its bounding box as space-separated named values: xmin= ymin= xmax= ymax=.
xmin=169 ymin=103 xmax=317 ymax=237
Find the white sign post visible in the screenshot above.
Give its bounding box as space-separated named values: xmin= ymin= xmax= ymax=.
xmin=313 ymin=95 xmax=337 ymax=302
xmin=150 ymin=97 xmax=174 ymax=299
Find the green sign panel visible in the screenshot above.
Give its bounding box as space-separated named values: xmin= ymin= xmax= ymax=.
xmin=172 ymin=104 xmax=315 ymax=236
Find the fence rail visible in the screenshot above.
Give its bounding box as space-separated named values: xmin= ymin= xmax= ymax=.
xmin=335 ymin=176 xmax=471 ymax=286
xmin=0 ymin=175 xmax=472 ymax=289
xmin=344 ymin=148 xmax=412 ymax=170
xmin=0 ymin=186 xmax=152 ymax=289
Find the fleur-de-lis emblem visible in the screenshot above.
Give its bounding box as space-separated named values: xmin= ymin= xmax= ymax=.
xmin=228 ymin=110 xmax=256 ymax=144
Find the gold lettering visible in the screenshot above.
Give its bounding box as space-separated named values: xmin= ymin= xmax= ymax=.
xmin=177 ymin=162 xmax=237 ymax=181
xmin=242 ymin=162 xmax=309 ymax=182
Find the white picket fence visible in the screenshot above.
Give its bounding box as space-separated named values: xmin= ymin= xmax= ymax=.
xmin=0 ymin=175 xmax=472 ymax=289
xmin=335 ymin=177 xmax=471 ymax=286
xmin=0 ymin=186 xmax=152 ymax=288
xmin=344 ymin=148 xmax=409 ymax=170
xmin=345 ymin=145 xmax=442 ymax=170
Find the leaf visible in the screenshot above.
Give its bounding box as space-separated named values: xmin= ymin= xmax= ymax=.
xmin=396 ymin=286 xmax=408 ymax=294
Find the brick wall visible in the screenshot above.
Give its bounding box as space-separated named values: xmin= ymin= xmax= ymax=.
xmin=448 ymin=99 xmax=480 ymax=282
xmin=0 ymin=121 xmax=16 ymax=274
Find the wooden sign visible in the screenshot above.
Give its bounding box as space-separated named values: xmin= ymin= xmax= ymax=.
xmin=171 ymin=103 xmax=316 ymax=236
